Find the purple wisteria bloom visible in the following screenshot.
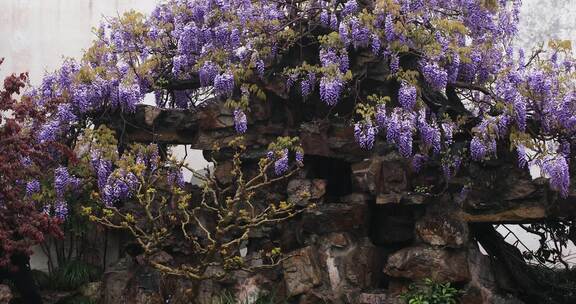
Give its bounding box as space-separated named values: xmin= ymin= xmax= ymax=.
xmin=421 ymin=61 xmax=448 ymax=91
xmin=517 ymin=144 xmax=527 ymax=168
xmin=342 ymin=0 xmax=358 ymax=16
xmin=274 ymin=149 xmax=289 ymax=175
xmin=541 ymin=156 xmax=570 ymax=198
xmin=354 ymin=120 xmax=377 ymax=150
xmin=167 ymin=169 xmax=185 ymax=188
xmin=300 ymin=72 xmax=316 ymax=98
xmin=54 ymin=167 xmax=78 ymax=198
xmin=214 ymin=71 xmax=235 ymax=97
xmin=199 ymin=61 xmax=219 ymax=86
xmin=390 ymin=53 xmax=399 ymax=74
xmin=102 ymin=170 xmax=140 ymax=206
xmin=54 ymin=200 xmax=69 ymax=220
xmin=319 ymin=76 xmax=343 ymax=106
xmin=233 ymin=109 xmax=248 ymax=133
xmin=398 ymin=82 xmax=417 ymax=110
xmin=375 ymin=104 xmax=387 ymax=129
xmin=26 ymin=180 xmax=41 ymax=196
xmin=295 ymin=151 xmax=304 ymax=166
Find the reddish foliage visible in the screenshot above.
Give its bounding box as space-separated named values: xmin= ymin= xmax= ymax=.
xmin=0 ymin=59 xmax=63 ymax=269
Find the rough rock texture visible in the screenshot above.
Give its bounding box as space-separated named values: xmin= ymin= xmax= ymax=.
xmin=79 ymin=281 xmax=103 ymax=302
xmin=287 ymin=179 xmax=327 ymax=206
xmin=282 ymin=246 xmax=323 ymax=297
xmin=415 ymin=215 xmax=468 ymax=247
xmin=356 ymin=292 xmax=388 ymax=304
xmin=102 ymin=258 xmax=164 ymax=304
xmin=94 ymin=102 xmax=568 ymax=304
xmin=102 ymin=258 xmax=134 ymax=304
xmin=383 ymin=245 xmax=470 ymax=283
xmin=282 ymin=233 xmax=383 ymax=303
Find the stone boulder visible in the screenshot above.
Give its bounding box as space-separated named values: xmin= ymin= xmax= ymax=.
xmin=383 ymin=245 xmax=470 ymax=283
xmin=79 ymin=281 xmax=103 ymax=302
xmin=102 ymin=257 xmax=164 ymax=304
xmin=102 ymin=258 xmax=134 ymax=304
xmin=0 ymin=285 xmax=11 ymax=304
xmin=356 ymin=291 xmax=388 ymax=304
xmin=300 ymin=194 xmax=369 ymax=235
xmin=287 ymin=178 xmax=327 ymax=206
xmin=282 ymin=246 xmax=323 ymax=297
xmin=351 ymin=158 xmax=381 ymax=193
xmin=415 ymin=215 xmax=468 ymax=248
xmin=317 ymin=233 xmax=382 ymax=293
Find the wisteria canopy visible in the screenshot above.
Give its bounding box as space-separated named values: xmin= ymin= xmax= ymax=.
xmin=23 ymin=0 xmax=576 ymax=219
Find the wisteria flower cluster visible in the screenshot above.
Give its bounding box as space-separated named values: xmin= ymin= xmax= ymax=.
xmin=51 ymin=166 xmax=81 ymax=219
xmin=29 ymin=0 xmax=576 ymax=198
xmin=266 ymin=137 xmax=304 ymax=176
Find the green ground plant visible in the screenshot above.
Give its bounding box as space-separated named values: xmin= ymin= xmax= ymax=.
xmin=400 ymin=279 xmax=460 ymax=304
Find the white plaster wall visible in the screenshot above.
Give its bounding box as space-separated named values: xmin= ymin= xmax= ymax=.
xmin=0 ymin=0 xmax=157 ymax=84
xmin=0 ymin=0 xmax=209 ymax=271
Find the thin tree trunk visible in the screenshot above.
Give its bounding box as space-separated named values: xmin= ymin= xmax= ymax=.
xmin=10 ymin=253 xmax=43 ymax=304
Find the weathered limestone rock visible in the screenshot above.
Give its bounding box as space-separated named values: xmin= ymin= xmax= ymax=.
xmin=281 ymin=233 xmax=383 ymax=302
xmin=214 ymin=160 xmax=235 ymax=184
xmin=376 ymin=193 xmax=403 ymax=205
xmin=318 ymin=234 xmax=382 ymax=293
xmin=79 ymin=281 xmax=103 ymax=302
xmin=378 ymin=159 xmax=408 ymax=193
xmin=460 ymin=205 xmax=547 ymax=222
xmin=133 ymin=290 xmax=164 ymax=304
xmin=351 ymin=158 xmax=381 ymax=193
xmin=282 ymin=246 xmax=323 ymax=297
xmin=383 ymin=245 xmax=470 ymax=283
xmin=234 ymin=275 xmax=271 ymax=304
xmin=102 ymin=257 xmax=165 ymax=304
xmin=287 ymin=178 xmax=327 ymax=206
xmin=99 ymin=102 xmax=569 ymax=304
xmin=415 ymin=215 xmax=468 ymax=247
xmin=102 ymin=258 xmax=134 ymax=304
xmin=301 ymin=195 xmax=369 ymax=234
xmin=0 ymin=285 xmax=12 ymax=304
xmin=356 ymin=291 xmax=388 ymax=304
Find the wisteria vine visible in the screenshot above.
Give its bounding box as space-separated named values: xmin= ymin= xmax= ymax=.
xmin=27 ymin=0 xmax=576 ymax=199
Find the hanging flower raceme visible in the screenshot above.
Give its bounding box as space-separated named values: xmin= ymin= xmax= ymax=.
xmin=233 ymin=108 xmax=248 ymax=134
xmin=102 ymin=169 xmax=140 ymax=207
xmin=54 ymin=200 xmax=69 ymax=220
xmin=266 ymin=137 xmax=303 ymax=176
xmin=398 ymin=82 xmax=417 ymax=110
xmin=53 ymin=166 xmax=81 ymax=199
xmin=540 ymin=155 xmax=570 ymax=198
xmin=25 ymin=180 xmax=41 ymax=196
xmin=300 ymin=72 xmax=316 ymax=98
xmin=354 ymin=120 xmax=378 ymax=150
xmin=420 ymin=60 xmax=448 ymax=91
xmin=274 ymin=148 xmax=289 ymax=176
xmin=517 ymin=144 xmax=528 ymax=169
xmin=199 ymin=61 xmax=219 ymax=86
xmin=214 ymin=71 xmax=235 ymax=97
xmin=167 ymin=168 xmax=185 ymax=189
xmin=384 ymin=108 xmax=416 ymax=158
xmin=319 ymin=76 xmax=343 ymax=106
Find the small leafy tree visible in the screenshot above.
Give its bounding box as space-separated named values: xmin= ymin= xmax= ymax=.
xmin=0 ymin=59 xmax=70 ymax=303
xmin=81 ymin=126 xmax=311 ymax=281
